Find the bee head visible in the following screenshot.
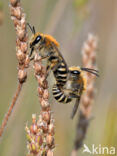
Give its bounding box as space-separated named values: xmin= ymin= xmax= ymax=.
xmin=69 ymin=66 xmax=81 ymax=80
xmin=27 ymin=23 xmax=44 ymax=57
xmin=29 ymin=32 xmax=43 ymax=49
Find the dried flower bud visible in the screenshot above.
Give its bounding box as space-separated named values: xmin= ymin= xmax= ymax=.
xmin=90 ymin=52 xmax=96 ymax=62
xmin=38 ymin=87 xmax=44 ymax=96
xmin=41 ymin=121 xmax=48 ymax=133
xmin=16 ymin=25 xmax=26 ymax=40
xmin=81 ymin=96 xmax=90 ymax=107
xmin=34 ymin=63 xmax=42 ymax=74
xmin=43 ymin=83 xmax=48 ymax=89
xmin=47 ymin=150 xmax=54 ymax=156
xmin=30 ymin=124 xmax=38 ymax=135
xmin=48 ymin=123 xmax=55 ymax=135
xmin=41 ymin=67 xmax=46 ymax=75
xmin=43 ymin=89 xmax=49 ymax=99
xmin=16 ymin=38 xmax=21 ymax=47
xmin=20 ymin=42 xmax=28 ymax=53
xmin=42 ymin=111 xmax=50 ymax=123
xmin=13 ymin=17 xmax=20 ymax=27
xmin=18 ymin=69 xmax=27 ymax=83
xmin=10 ymin=0 xmax=19 ymax=6
xmin=82 ymin=54 xmax=88 ymax=65
xmin=87 ymin=84 xmax=94 ymax=97
xmin=26 ymin=134 xmax=32 ymax=143
xmin=32 ymin=114 xmax=36 ymax=124
xmin=46 ymin=135 xmax=54 ymax=146
xmin=36 ymin=135 xmax=43 ymax=146
xmin=34 ymin=54 xmax=41 ymax=62
xmin=25 ymin=56 xmax=30 ymax=68
xmin=20 ymin=14 xmax=26 ymax=28
xmin=83 ymin=43 xmax=90 ymax=55
xmin=37 ymin=119 xmax=43 ymax=127
xmin=10 ymin=6 xmax=22 ymax=20
xmin=30 ymin=143 xmax=38 ymax=154
xmin=37 ymin=76 xmax=45 ymax=86
xmin=27 ymin=144 xmax=32 ymax=153
xmin=16 ymin=49 xmax=25 ymax=63
xmin=84 ymin=105 xmax=92 ymax=117
xmin=40 ymin=99 xmax=49 ymax=109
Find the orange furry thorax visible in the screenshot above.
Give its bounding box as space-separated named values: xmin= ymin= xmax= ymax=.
xmin=69 ymin=66 xmax=87 ymax=91
xmin=44 ymin=34 xmax=59 ymax=47
xmin=79 ymin=72 xmax=87 ymax=91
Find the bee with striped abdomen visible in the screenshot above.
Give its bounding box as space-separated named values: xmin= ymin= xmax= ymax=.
xmin=27 ymin=23 xmax=68 ymax=86
xmin=52 ymin=66 xmax=99 ymax=118
xmin=27 ymin=24 xmax=99 ymax=119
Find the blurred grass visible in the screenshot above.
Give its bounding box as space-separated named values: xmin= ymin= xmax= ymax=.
xmin=0 ymin=2 xmax=3 ymax=10
xmin=40 ymin=0 xmax=58 ymax=31
xmin=73 ymin=0 xmax=88 ymax=8
xmin=101 ymin=98 xmax=117 ymax=156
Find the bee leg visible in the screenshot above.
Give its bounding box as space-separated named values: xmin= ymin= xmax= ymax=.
xmin=45 ymin=57 xmax=61 ymax=77
xmin=30 ymin=54 xmax=48 ymax=62
xmin=30 ymin=56 xmax=34 ymax=61
xmin=63 ymin=87 xmax=78 ymax=92
xmin=71 ymin=97 xmax=80 ymax=119
xmin=63 ymin=88 xmax=71 ymax=92
xmin=41 ymin=51 xmax=54 ymax=60
xmin=62 ymin=88 xmax=78 ymax=97
xmin=29 ymin=49 xmax=38 ymax=61
xmin=69 ymin=93 xmax=79 ymax=99
xmin=29 ymin=47 xmax=34 ymax=57
xmin=45 ymin=64 xmax=51 ymax=78
xmin=52 ymin=61 xmax=61 ymax=71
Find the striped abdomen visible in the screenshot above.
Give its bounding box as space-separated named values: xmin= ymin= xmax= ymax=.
xmin=53 ymin=60 xmax=68 ymax=87
xmin=52 ymin=84 xmax=72 ymax=103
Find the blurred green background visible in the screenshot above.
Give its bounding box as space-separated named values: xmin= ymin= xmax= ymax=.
xmin=0 ymin=0 xmax=117 ymax=155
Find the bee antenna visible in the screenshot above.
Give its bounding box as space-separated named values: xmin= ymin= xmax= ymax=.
xmin=32 ymin=26 xmax=36 ymax=34
xmin=81 ymin=67 xmax=99 ymax=73
xmin=27 ymin=23 xmax=35 ymax=34
xmin=81 ymin=68 xmax=99 ymax=77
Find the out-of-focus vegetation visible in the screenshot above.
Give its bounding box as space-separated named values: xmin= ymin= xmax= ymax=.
xmin=101 ymin=99 xmax=117 ymax=156
xmin=73 ymin=0 xmax=88 ymax=8
xmin=0 ymin=0 xmax=117 ymax=156
xmin=73 ymin=0 xmax=89 ymax=33
xmin=0 ymin=2 xmax=3 ymax=25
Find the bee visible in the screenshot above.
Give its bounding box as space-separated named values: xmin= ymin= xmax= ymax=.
xmin=27 ymin=24 xmax=99 ymax=119
xmin=52 ymin=66 xmax=99 ymax=119
xmin=27 ymin=23 xmax=68 ymax=87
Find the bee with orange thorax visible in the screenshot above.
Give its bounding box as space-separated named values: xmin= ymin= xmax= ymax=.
xmin=27 ymin=24 xmax=99 ymax=119
xmin=28 ymin=24 xmax=68 ymax=87
xmin=52 ymin=66 xmax=99 ymax=118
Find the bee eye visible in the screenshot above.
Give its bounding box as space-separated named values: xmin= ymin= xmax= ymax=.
xmin=71 ymin=70 xmax=80 ymax=75
xmin=36 ymin=36 xmax=41 ymax=42
xmin=31 ymin=35 xmax=41 ymax=47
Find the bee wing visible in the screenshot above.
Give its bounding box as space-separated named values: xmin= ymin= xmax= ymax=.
xmin=71 ymin=97 xmax=80 ymax=119
xmin=51 ymin=42 xmax=68 ymax=71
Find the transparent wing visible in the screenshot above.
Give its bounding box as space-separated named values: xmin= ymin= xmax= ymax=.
xmin=71 ymin=97 xmax=80 ymax=119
